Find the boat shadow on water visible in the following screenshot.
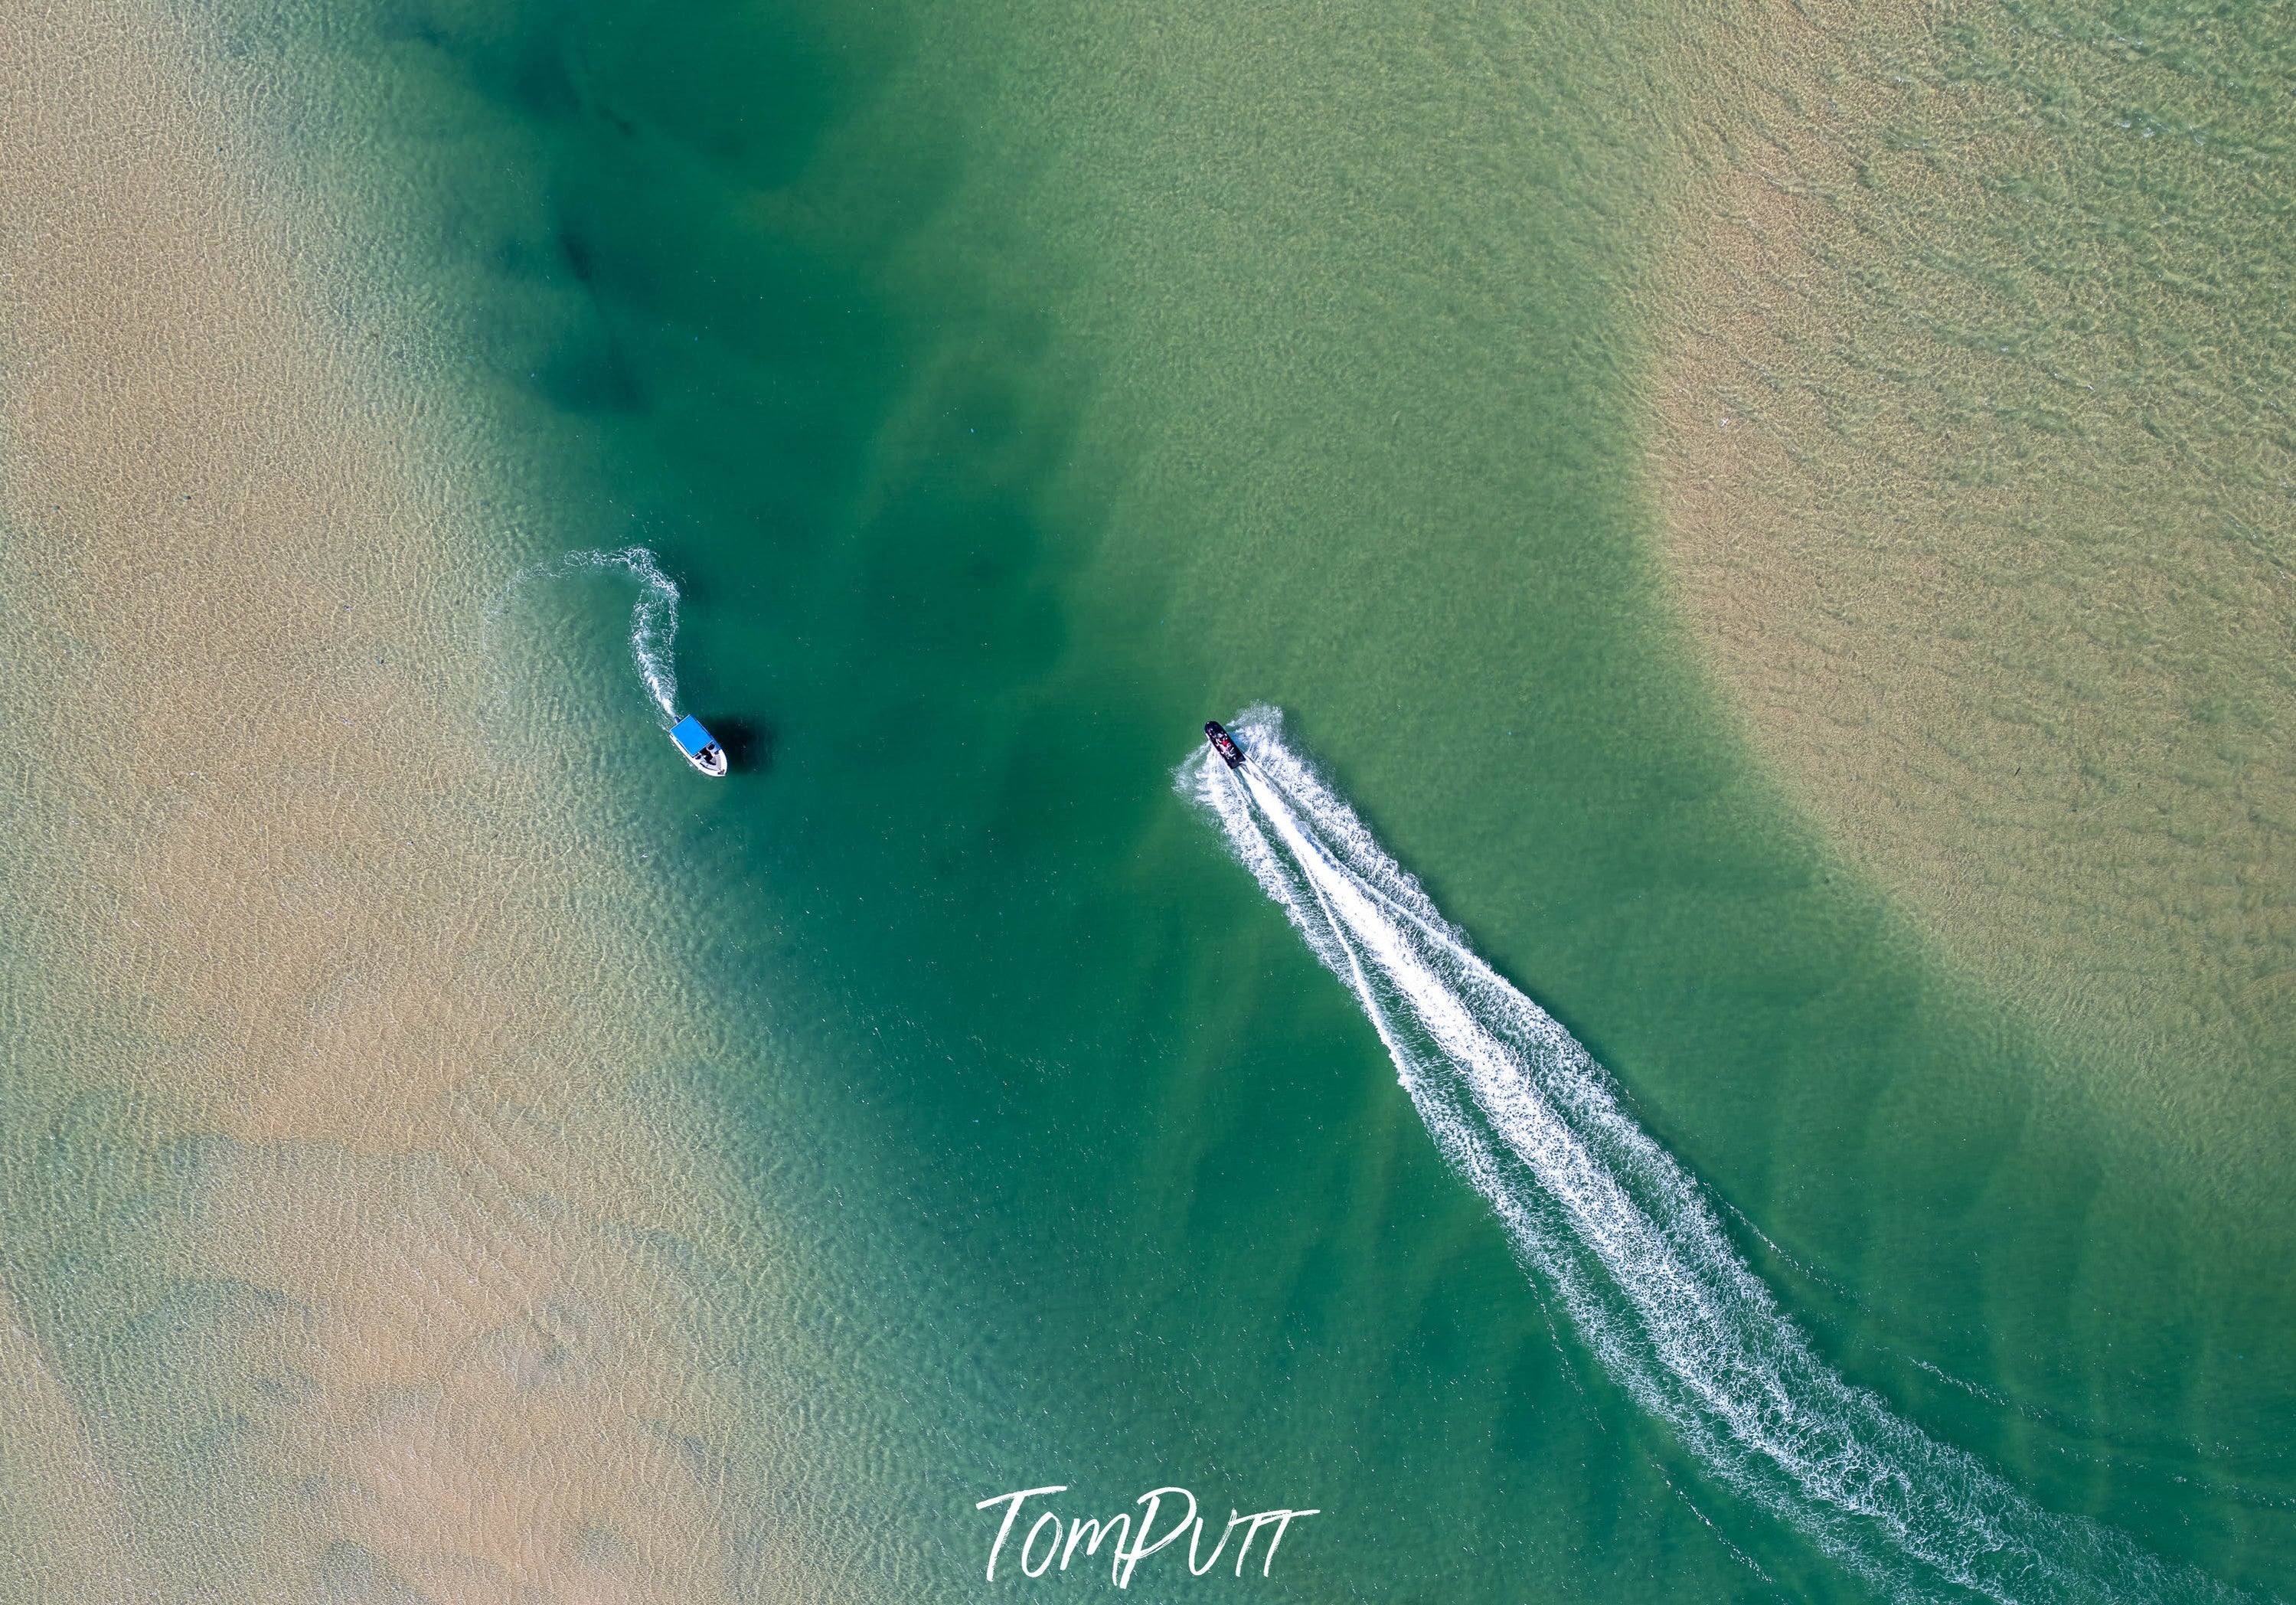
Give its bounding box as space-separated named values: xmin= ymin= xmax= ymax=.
xmin=704 ymin=715 xmax=774 ymax=776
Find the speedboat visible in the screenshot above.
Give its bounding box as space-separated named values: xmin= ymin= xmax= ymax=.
xmin=1204 ymin=720 xmax=1245 ymax=769
xmin=670 ymin=714 xmax=728 ymax=776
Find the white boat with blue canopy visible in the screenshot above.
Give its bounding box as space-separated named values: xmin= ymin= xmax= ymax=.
xmin=670 ymin=714 xmax=727 ymax=776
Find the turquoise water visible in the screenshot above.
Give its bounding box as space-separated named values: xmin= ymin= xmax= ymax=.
xmin=1192 ymin=709 xmax=2242 ymax=1602
xmin=211 ymin=0 xmax=2296 ymax=1597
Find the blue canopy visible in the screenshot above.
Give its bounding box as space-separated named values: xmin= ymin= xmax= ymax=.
xmin=670 ymin=714 xmax=717 ymax=757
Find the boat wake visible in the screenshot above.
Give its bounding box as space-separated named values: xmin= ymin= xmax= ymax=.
xmin=496 ymin=546 xmax=685 ymax=726
xmin=1183 ymin=706 xmax=2230 ymax=1603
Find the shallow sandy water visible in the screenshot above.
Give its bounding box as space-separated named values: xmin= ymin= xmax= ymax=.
xmin=0 ymin=3 xmax=810 ymax=1597
xmin=8 ymin=0 xmax=2289 ymax=1594
xmin=1651 ymin=0 xmax=2296 ymax=1192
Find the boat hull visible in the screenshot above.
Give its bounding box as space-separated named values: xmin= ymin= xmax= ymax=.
xmin=670 ymin=713 xmax=728 ymax=776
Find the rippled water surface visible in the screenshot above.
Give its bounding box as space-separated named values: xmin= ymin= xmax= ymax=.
xmin=5 ymin=0 xmax=2291 ymax=1597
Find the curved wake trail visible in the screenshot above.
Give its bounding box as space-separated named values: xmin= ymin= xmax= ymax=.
xmin=1184 ymin=708 xmax=2229 ymax=1604
xmin=571 ymin=548 xmax=682 ymax=724
xmin=498 ymin=547 xmax=685 ymax=725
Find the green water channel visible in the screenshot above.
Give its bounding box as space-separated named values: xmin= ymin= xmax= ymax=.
xmin=228 ymin=0 xmax=2296 ymax=1595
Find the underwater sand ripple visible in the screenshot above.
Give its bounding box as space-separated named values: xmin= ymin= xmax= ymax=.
xmin=1650 ymin=0 xmax=2296 ymax=1183
xmin=0 ymin=2 xmax=802 ymax=1597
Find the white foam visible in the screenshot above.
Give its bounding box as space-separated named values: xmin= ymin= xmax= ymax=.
xmin=550 ymin=547 xmax=683 ymax=725
xmin=1184 ymin=707 xmax=2232 ymax=1603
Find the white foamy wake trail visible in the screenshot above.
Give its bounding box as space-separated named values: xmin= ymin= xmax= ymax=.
xmin=1185 ymin=707 xmax=2230 ymax=1604
xmin=542 ymin=547 xmax=684 ymax=724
